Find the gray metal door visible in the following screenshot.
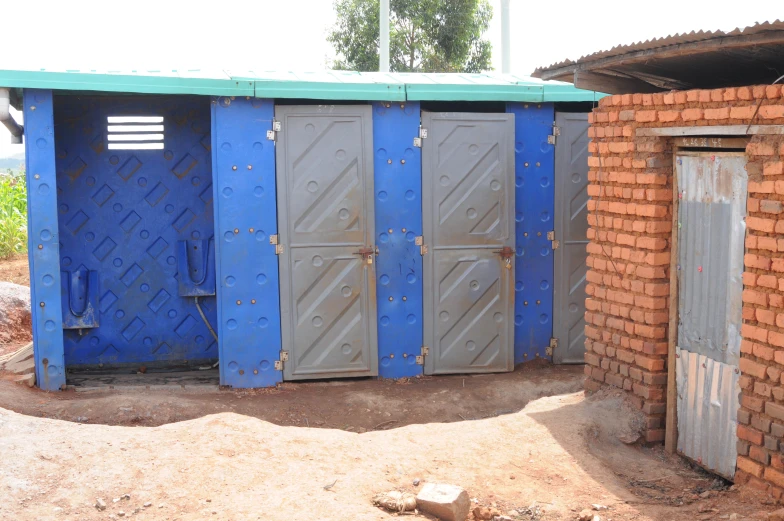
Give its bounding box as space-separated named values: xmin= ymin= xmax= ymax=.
xmin=275 ymin=105 xmax=378 ymax=380
xmin=553 ymin=113 xmax=590 ymax=364
xmin=422 ymin=112 xmax=515 ymax=374
xmin=676 ymin=152 xmax=746 ymax=480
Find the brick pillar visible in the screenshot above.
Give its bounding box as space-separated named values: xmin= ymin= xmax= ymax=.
xmin=584 ymin=97 xmax=673 ymax=442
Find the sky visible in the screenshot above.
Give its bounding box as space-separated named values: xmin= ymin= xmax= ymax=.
xmin=1 ymin=0 xmax=781 ymax=158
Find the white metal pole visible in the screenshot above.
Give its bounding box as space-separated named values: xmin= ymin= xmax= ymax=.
xmin=500 ymin=0 xmax=511 ymax=74
xmin=380 ymin=0 xmax=390 ymax=72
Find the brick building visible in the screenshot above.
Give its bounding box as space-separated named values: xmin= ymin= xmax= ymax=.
xmin=535 ymin=21 xmax=784 ymax=494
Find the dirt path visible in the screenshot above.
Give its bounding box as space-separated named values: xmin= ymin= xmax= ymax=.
xmin=0 ymin=363 xmax=582 ymax=429
xmin=0 ymin=390 xmax=773 ymax=521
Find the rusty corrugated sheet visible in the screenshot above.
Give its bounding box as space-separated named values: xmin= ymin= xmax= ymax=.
xmin=676 ymin=347 xmax=740 ymax=479
xmin=675 ymin=152 xmax=747 ymax=480
xmin=534 ymin=19 xmax=784 ymax=74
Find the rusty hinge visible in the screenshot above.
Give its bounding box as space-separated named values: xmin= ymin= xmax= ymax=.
xmin=266 ymin=120 xmax=282 ymax=141
xmin=274 ymin=351 xmax=289 ymax=371
xmin=547 ymin=231 xmax=559 ymax=250
xmin=415 ymin=236 xmax=428 ymax=255
xmin=416 ymin=346 xmax=429 ymax=365
xmin=413 ymin=126 xmax=428 ymax=148
xmin=270 ymin=234 xmax=283 ymax=255
xmin=547 ymin=125 xmax=560 ymax=145
xmin=546 ymin=337 xmax=558 ymax=356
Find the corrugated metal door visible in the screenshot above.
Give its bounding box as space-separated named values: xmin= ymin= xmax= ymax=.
xmin=553 ymin=113 xmax=589 ymax=364
xmin=422 ymin=112 xmax=515 ymax=374
xmin=275 ymin=105 xmax=378 ymax=380
xmin=676 ymin=152 xmax=746 ymax=480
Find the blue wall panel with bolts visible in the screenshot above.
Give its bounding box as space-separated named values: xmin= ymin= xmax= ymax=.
xmin=507 ymin=102 xmax=555 ymax=364
xmin=372 ymin=101 xmax=423 ymax=378
xmin=24 ymin=89 xmax=66 ymax=391
xmin=211 ymin=96 xmax=282 ymax=387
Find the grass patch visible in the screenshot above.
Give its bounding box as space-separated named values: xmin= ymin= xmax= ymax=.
xmin=0 ymin=172 xmax=27 ymax=259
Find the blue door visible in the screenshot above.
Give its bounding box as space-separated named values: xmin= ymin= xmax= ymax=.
xmin=54 ymin=96 xmax=217 ymax=367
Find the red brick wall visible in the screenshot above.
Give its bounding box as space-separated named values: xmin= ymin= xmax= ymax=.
xmin=585 ymin=85 xmax=784 ymax=485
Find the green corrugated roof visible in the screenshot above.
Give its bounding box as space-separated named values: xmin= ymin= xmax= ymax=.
xmin=0 ymin=69 xmax=604 ymax=102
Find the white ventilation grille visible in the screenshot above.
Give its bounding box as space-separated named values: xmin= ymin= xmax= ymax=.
xmin=107 ymin=116 xmax=164 ymax=150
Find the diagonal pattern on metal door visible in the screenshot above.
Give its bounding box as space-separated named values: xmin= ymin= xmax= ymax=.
xmin=276 ymin=106 xmax=377 ymax=380
xmin=423 ymin=112 xmax=515 ymax=374
xmin=553 ymin=113 xmax=590 ymax=364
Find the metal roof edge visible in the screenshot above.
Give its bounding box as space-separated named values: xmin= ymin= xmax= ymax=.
xmin=0 ymin=70 xmax=253 ymax=96
xmin=405 ymin=83 xmax=543 ymax=102
xmin=252 ymin=80 xmax=406 ymax=101
xmin=542 ymin=85 xmax=607 ymax=103
xmin=0 ymin=69 xmax=600 ymax=103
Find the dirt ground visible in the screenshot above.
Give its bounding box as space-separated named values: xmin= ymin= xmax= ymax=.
xmin=0 ymin=386 xmax=777 ymax=521
xmin=0 ymin=253 xmax=30 ymax=286
xmin=0 ymin=250 xmax=779 ymax=521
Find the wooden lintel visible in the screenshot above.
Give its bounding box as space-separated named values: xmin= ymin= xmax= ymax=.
xmin=636 ymin=125 xmax=784 ymax=137
xmin=574 ymin=71 xmax=661 ymax=95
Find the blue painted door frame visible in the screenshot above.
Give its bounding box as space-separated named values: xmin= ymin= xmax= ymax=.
xmin=211 ymin=96 xmax=282 ymax=388
xmin=25 ymin=89 xmax=66 ymax=391
xmin=507 ymin=103 xmax=556 ymax=363
xmin=371 ymin=101 xmax=423 ymax=378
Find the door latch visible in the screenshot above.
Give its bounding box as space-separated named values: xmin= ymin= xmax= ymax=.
xmin=354 ymin=246 xmax=375 ymax=265
xmin=493 ymin=246 xmax=514 ymax=269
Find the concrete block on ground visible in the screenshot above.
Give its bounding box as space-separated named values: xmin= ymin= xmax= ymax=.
xmin=416 ymin=483 xmax=470 ymax=521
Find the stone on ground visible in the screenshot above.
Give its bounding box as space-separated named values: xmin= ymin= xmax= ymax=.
xmin=0 ymin=281 xmax=31 ymax=344
xmin=416 ymin=483 xmax=470 ymax=521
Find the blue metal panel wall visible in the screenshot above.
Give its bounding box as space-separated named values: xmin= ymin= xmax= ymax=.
xmin=372 ymin=102 xmax=423 ymax=378
xmin=25 ymin=89 xmax=66 ymax=390
xmin=507 ymin=103 xmax=555 ymax=363
xmin=54 ymin=96 xmax=217 ymax=366
xmin=212 ymin=96 xmax=282 ymax=388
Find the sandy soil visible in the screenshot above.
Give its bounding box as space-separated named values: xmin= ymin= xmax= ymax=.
xmin=0 ymin=390 xmax=775 ymax=521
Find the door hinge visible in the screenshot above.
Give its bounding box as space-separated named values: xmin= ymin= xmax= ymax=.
xmin=267 ymin=120 xmax=282 ymax=141
xmin=416 ymin=346 xmax=429 ymax=365
xmin=415 ymin=236 xmax=428 ymax=255
xmin=270 ymin=234 xmax=284 ymax=254
xmin=546 ymin=337 xmax=558 ymax=356
xmin=413 ymin=126 xmax=428 ymax=147
xmin=547 ymin=125 xmax=560 ymax=145
xmin=547 ymin=231 xmax=559 ymax=250
xmin=274 ymin=351 xmax=289 ymax=371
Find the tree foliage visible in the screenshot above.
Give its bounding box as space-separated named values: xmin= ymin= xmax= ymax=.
xmin=328 ymin=0 xmax=493 ymax=73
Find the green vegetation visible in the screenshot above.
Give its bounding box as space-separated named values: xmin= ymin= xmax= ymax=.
xmin=328 ymin=0 xmax=493 ymax=73
xmin=0 ymin=170 xmax=27 ymax=259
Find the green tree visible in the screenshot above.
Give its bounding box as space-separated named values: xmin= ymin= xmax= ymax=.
xmin=328 ymin=0 xmax=493 ymax=73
